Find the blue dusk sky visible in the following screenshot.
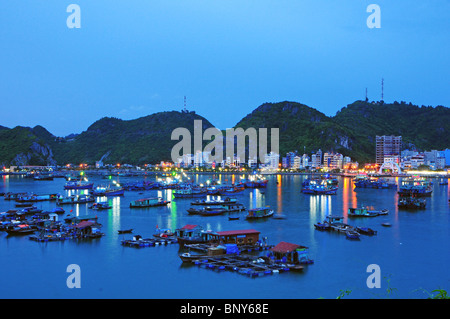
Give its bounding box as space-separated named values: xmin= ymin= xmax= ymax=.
xmin=0 ymin=1 xmax=449 ymax=136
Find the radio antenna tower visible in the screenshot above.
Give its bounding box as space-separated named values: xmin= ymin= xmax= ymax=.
xmin=184 ymin=96 xmax=186 ymax=109
xmin=381 ymin=78 xmax=384 ymax=101
xmin=365 ymin=88 xmax=368 ymax=102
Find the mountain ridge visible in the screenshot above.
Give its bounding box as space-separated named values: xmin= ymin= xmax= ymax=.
xmin=0 ymin=100 xmax=448 ymax=166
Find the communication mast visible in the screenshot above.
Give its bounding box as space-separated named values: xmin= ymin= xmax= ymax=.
xmin=381 ymin=78 xmax=384 ymax=101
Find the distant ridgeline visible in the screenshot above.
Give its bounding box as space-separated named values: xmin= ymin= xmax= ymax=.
xmin=0 ymin=101 xmax=448 ymax=166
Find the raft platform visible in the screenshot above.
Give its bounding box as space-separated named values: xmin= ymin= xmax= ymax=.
xmin=184 ymin=243 xmax=274 ymax=253
xmin=121 ymin=237 xmax=178 ymax=248
xmin=190 ymin=254 xmax=291 ymax=277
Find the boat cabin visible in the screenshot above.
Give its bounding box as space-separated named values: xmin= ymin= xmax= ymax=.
xmin=210 ymin=229 xmax=260 ymax=245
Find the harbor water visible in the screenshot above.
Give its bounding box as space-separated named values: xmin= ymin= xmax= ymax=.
xmin=0 ymin=174 xmax=449 ymax=299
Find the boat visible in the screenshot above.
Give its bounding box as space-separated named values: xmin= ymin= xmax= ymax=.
xmin=220 ymin=186 xmax=245 ymax=195
xmin=89 ymin=202 xmax=112 ymax=210
xmin=16 ymin=193 xmax=59 ymax=202
xmin=314 ymin=221 xmax=331 ymax=231
xmin=346 ymin=230 xmax=361 ymax=240
xmin=173 ymin=187 xmax=207 ymax=198
xmin=91 ymin=186 xmax=125 ymax=196
xmin=198 ymin=207 xmax=228 ymax=216
xmin=245 ymin=207 xmax=274 ymax=220
xmin=6 ymin=224 xmax=36 ymax=235
xmin=381 ymin=223 xmax=392 ymax=227
xmin=348 ymin=207 xmax=380 ymax=217
xmin=33 ymin=174 xmax=54 ymax=181
xmin=355 ymin=227 xmax=377 ymax=236
xmin=129 ymin=197 xmax=170 ymax=208
xmin=398 ymin=196 xmax=426 ymax=209
xmin=191 ymin=197 xmax=237 ymax=206
xmin=301 ymin=179 xmax=338 ymax=195
xmin=439 ymin=179 xmax=448 ymax=185
xmin=56 ymin=194 xmax=95 ymax=205
xmin=179 ymin=252 xmax=209 ymax=262
xmin=118 ymin=229 xmax=133 ymax=234
xmin=398 ymin=178 xmax=432 ymax=197
xmin=175 ymin=225 xmax=218 ymax=247
xmin=228 ymin=216 xmax=240 ymax=221
xmin=64 ymin=180 xmax=94 ymax=190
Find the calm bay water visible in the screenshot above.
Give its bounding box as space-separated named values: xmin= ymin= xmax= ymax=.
xmin=0 ymin=174 xmax=449 ymax=299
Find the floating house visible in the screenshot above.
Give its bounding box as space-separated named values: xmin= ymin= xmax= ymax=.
xmin=210 ymin=229 xmax=260 ymax=246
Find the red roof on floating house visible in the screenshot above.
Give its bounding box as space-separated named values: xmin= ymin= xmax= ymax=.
xmin=216 ymin=229 xmax=260 ymax=236
xmin=270 ymin=242 xmax=303 ymax=254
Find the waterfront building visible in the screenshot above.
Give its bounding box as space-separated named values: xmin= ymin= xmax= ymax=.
xmin=293 ymin=156 xmax=301 ymax=170
xmin=264 ymin=152 xmax=280 ymax=169
xmin=376 ymin=135 xmax=402 ymax=164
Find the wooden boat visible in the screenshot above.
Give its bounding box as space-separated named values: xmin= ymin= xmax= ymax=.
xmin=355 ymin=227 xmax=377 ymax=235
xmin=398 ymin=196 xmax=426 ymax=209
xmin=345 ymin=230 xmax=361 ymax=240
xmin=16 ymin=193 xmax=59 ymax=202
xmin=51 ymin=207 xmax=65 ymax=214
xmin=348 ymin=207 xmax=380 ymax=218
xmin=130 ymin=197 xmax=170 ymax=208
xmin=191 ymin=197 xmax=238 ymax=206
xmin=314 ymin=222 xmax=331 ymax=231
xmin=118 ymin=229 xmax=133 ymax=234
xmin=179 ymin=252 xmax=208 ymax=262
xmin=57 ymin=194 xmax=95 ymax=205
xmin=89 ymin=202 xmax=112 ymax=210
xmin=381 ymin=223 xmax=392 ymax=227
xmin=245 ymin=207 xmax=274 ymax=220
xmin=64 ymin=180 xmax=94 ymax=190
xmin=228 ymin=216 xmax=240 ymax=221
xmin=91 ymin=186 xmax=125 ymax=196
xmin=6 ymin=224 xmax=36 ymax=235
xmin=398 ymin=178 xmax=432 ymax=197
xmin=173 ymin=187 xmax=207 ymax=198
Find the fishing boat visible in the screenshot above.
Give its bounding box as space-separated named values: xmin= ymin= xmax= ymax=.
xmin=15 ymin=193 xmax=59 ymax=202
xmin=173 ymin=187 xmax=207 ymax=198
xmin=191 ymin=197 xmax=238 ymax=206
xmin=220 ymin=186 xmax=245 ymax=196
xmin=33 ymin=174 xmax=54 ymax=181
xmin=228 ymin=216 xmax=240 ymax=221
xmin=118 ymin=229 xmax=133 ymax=234
xmin=6 ymin=224 xmax=36 ymax=235
xmin=89 ymin=202 xmax=112 ymax=210
xmin=56 ymin=194 xmax=95 ymax=205
xmin=348 ymin=207 xmax=380 ymax=217
xmin=355 ymin=227 xmax=377 ymax=236
xmin=398 ymin=196 xmax=426 ymax=209
xmin=439 ymin=179 xmax=448 ymax=185
xmin=198 ymin=207 xmax=228 ymax=216
xmin=175 ymin=225 xmax=218 ymax=247
xmin=64 ymin=180 xmax=94 ymax=190
xmin=64 ymin=214 xmax=98 ymax=224
xmin=345 ymin=230 xmax=361 ymax=240
xmin=91 ymin=186 xmax=125 ymax=196
xmin=301 ymin=179 xmax=338 ymax=195
xmin=179 ymin=252 xmax=209 ymax=262
xmin=398 ymin=178 xmax=432 ymax=197
xmin=314 ymin=221 xmax=331 ymax=231
xmin=129 ymin=197 xmax=170 ymax=208
xmin=245 ymin=207 xmax=274 ymax=220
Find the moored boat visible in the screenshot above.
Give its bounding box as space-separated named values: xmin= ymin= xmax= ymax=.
xmin=245 ymin=207 xmax=274 ymax=220
xmin=129 ymin=197 xmax=170 ymax=208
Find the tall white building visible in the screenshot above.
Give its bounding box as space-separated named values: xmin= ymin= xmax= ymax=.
xmin=264 ymin=152 xmax=280 ymax=169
